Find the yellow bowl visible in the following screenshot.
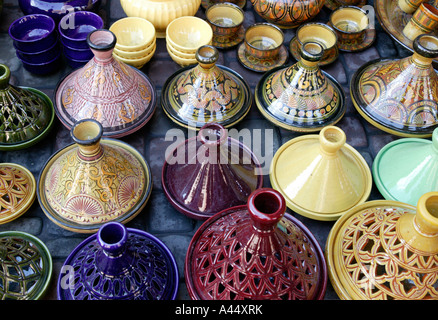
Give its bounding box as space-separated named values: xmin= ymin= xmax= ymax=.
xmin=166 ymin=41 xmax=196 ymax=60
xmin=166 ymin=16 xmax=213 ymax=54
xmin=110 ymin=17 xmax=156 ymax=52
xmin=167 ymin=47 xmax=197 ymax=67
xmin=113 ymin=44 xmax=156 ymax=68
xmin=113 ymin=39 xmax=156 ymax=59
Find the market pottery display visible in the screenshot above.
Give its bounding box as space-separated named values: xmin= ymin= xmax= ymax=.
xmin=58 ymin=221 xmax=179 ymax=300
xmin=270 ymin=126 xmax=372 ymax=221
xmin=162 ymin=123 xmax=263 ymax=220
xmin=37 ymin=119 xmax=153 ymax=233
xmin=326 ymin=192 xmax=438 ymax=300
xmin=185 ymin=188 xmax=328 ymax=300
xmin=0 ymin=64 xmax=54 ymax=150
xmin=351 ymin=33 xmax=438 ymax=138
xmin=403 ymin=2 xmax=438 ymax=40
xmin=0 ymin=231 xmax=52 ymax=300
xmin=54 ymin=29 xmax=157 ymax=138
xmin=255 ymin=42 xmax=346 ymax=132
xmin=161 ymin=45 xmax=252 ymax=130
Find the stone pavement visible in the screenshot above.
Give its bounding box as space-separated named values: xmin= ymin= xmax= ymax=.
xmin=0 ymin=0 xmax=410 ymax=300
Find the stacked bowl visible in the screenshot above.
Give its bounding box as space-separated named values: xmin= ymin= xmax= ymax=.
xmin=109 ymin=17 xmax=157 ymax=69
xmin=9 ymin=14 xmax=61 ymax=75
xmin=59 ymin=11 xmax=104 ymax=68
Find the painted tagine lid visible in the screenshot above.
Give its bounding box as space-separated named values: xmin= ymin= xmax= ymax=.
xmin=162 ymin=123 xmax=263 ymax=220
xmin=54 ymin=29 xmax=157 ymax=138
xmin=161 ymin=45 xmax=252 ymax=130
xmin=185 ymin=188 xmax=328 ymax=300
xmin=0 ymin=64 xmax=54 ymax=150
xmin=37 ymin=119 xmax=153 ymax=233
xmin=255 ymin=42 xmax=345 ymax=132
xmin=58 ymin=221 xmax=179 ymax=300
xmin=0 ymin=231 xmax=52 ymax=300
xmin=270 ymin=126 xmax=372 ymax=221
xmin=351 ymin=34 xmax=438 ymax=138
xmin=326 ymin=192 xmax=438 ymax=300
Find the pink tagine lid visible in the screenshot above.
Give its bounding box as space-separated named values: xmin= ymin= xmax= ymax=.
xmin=54 ymin=29 xmax=157 ymax=138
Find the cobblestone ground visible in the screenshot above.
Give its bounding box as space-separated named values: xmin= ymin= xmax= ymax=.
xmin=0 ymin=0 xmax=410 ymax=300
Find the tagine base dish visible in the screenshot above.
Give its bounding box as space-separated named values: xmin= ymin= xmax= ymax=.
xmin=213 ymin=26 xmax=245 ymax=49
xmin=201 ymin=0 xmax=246 ymax=9
xmin=289 ymin=36 xmax=339 ymax=65
xmin=237 ymin=43 xmax=289 ymax=72
xmin=327 ymin=22 xmax=376 ymax=52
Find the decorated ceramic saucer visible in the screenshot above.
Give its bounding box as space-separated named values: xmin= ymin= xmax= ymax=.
xmin=202 ymin=0 xmax=246 ymax=9
xmin=213 ymin=25 xmax=245 ymax=49
xmin=328 ymin=21 xmax=376 ymax=52
xmin=289 ymin=36 xmax=339 ymax=65
xmin=237 ymin=43 xmax=289 ymax=72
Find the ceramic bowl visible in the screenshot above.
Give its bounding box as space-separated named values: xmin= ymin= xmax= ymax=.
xmin=329 ymin=6 xmax=369 ymax=43
xmin=15 ymin=40 xmax=60 ymax=64
xmin=110 ymin=17 xmax=156 ymax=52
xmin=19 ymin=52 xmax=61 ymax=74
xmin=65 ymin=56 xmax=89 ymax=69
xmin=9 ymin=14 xmax=57 ymax=52
xmin=206 ymin=2 xmax=244 ymax=37
xmin=166 ymin=41 xmax=196 ymax=59
xmin=113 ymin=45 xmax=156 ymax=68
xmin=63 ymin=44 xmax=93 ymax=61
xmin=244 ymin=23 xmax=284 ymax=60
xmin=113 ymin=39 xmax=156 ymax=59
xmin=296 ymin=23 xmax=338 ymax=62
xmin=59 ymin=11 xmax=104 ymax=49
xmin=167 ymin=46 xmax=197 ymax=66
xmin=166 ymin=16 xmax=213 ymax=54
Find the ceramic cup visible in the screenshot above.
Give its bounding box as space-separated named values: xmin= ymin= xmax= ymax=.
xmin=403 ymin=3 xmax=438 ymax=41
xmin=329 ymin=6 xmax=369 ymax=44
xmin=398 ymin=0 xmax=425 ymax=14
xmin=296 ymin=23 xmax=338 ymax=63
xmin=244 ymin=23 xmax=284 ymax=60
xmin=206 ymin=2 xmax=244 ymax=38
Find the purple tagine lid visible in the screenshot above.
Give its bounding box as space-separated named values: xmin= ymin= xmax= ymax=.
xmin=57 ymin=222 xmax=179 ymax=300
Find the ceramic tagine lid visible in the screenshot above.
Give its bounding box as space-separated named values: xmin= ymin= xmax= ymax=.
xmin=326 ymin=192 xmax=438 ymax=300
xmin=37 ymin=119 xmax=153 ymax=233
xmin=162 ymin=123 xmax=263 ymax=220
xmin=58 ymin=221 xmax=179 ymax=300
xmin=0 ymin=231 xmax=52 ymax=300
xmin=161 ymin=45 xmax=252 ymax=130
xmin=0 ymin=64 xmax=54 ymax=150
xmin=270 ymin=126 xmax=372 ymax=221
xmin=54 ymin=29 xmax=157 ymax=138
xmin=255 ymin=42 xmax=345 ymax=132
xmin=351 ymin=34 xmax=438 ymax=138
xmin=185 ymin=188 xmax=328 ymax=300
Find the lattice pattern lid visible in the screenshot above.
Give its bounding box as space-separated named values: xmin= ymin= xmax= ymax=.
xmin=185 ymin=188 xmax=328 ymax=300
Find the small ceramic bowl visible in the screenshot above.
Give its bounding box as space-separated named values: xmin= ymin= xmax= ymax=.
xmin=167 ymin=42 xmax=196 ymax=60
xmin=66 ymin=56 xmax=90 ymax=69
xmin=59 ymin=11 xmax=104 ymax=49
xmin=244 ymin=23 xmax=284 ymax=60
xmin=167 ymin=46 xmax=197 ymax=66
xmin=206 ymin=2 xmax=244 ymax=37
xmin=9 ymin=14 xmax=57 ymax=52
xmin=19 ymin=51 xmax=61 ymax=75
xmin=110 ymin=17 xmax=156 ymax=52
xmin=113 ymin=45 xmax=156 ymax=69
xmin=166 ymin=16 xmax=213 ymax=54
xmin=63 ymin=44 xmax=94 ymax=61
xmin=15 ymin=40 xmax=60 ymax=64
xmin=113 ymin=39 xmax=156 ymax=59
xmin=329 ymin=6 xmax=369 ymax=44
xmin=296 ymin=23 xmax=338 ymax=63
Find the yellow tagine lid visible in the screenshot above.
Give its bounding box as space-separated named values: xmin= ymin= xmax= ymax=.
xmin=270 ymin=126 xmax=372 ymax=221
xmin=326 ymin=193 xmax=438 ymax=300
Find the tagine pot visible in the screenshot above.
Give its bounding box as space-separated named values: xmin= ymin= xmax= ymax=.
xmin=185 ymin=188 xmax=328 ymax=300
xmin=0 ymin=64 xmax=54 ymax=150
xmin=255 ymin=42 xmax=345 ymax=132
xmin=351 ymin=34 xmax=438 ymax=138
xmin=161 ymin=45 xmax=252 ymax=130
xmin=54 ymin=29 xmax=157 ymax=138
xmin=37 ymin=119 xmax=153 ymax=233
xmin=162 ymin=123 xmax=264 ymax=220
xmin=326 ymin=192 xmax=438 ymax=300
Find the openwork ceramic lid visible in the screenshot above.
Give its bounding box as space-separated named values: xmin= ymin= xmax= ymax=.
xmin=0 ymin=231 xmax=52 ymax=300
xmin=54 ymin=29 xmax=157 ymax=138
xmin=351 ymin=34 xmax=438 ymax=138
xmin=37 ymin=119 xmax=152 ymax=233
xmin=270 ymin=126 xmax=372 ymax=221
xmin=58 ymin=221 xmax=179 ymax=300
xmin=0 ymin=163 xmax=36 ymax=224
xmin=255 ymin=42 xmax=345 ymax=132
xmin=161 ymin=45 xmax=252 ymax=130
xmin=326 ymin=192 xmax=438 ymax=300
xmin=162 ymin=123 xmax=263 ymax=220
xmin=0 ymin=64 xmax=54 ymax=150
xmin=185 ymin=188 xmax=328 ymax=300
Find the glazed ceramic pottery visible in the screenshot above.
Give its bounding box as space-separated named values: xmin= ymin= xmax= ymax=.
xmin=162 ymin=123 xmax=264 ymax=220
xmin=326 ymin=192 xmax=438 ymax=300
xmin=373 ymin=127 xmax=438 ymax=206
xmin=270 ymin=126 xmax=372 ymax=221
xmin=255 ymin=42 xmax=346 ymax=132
xmin=161 ymin=45 xmax=252 ymax=130
xmin=37 ymin=119 xmax=153 ymax=233
xmin=58 ymin=221 xmax=179 ymax=300
xmin=54 ymin=29 xmax=157 ymax=138
xmin=185 ymin=188 xmax=328 ymax=300
xmin=0 ymin=231 xmax=52 ymax=300
xmin=351 ymin=34 xmax=438 ymax=137
xmin=0 ymin=64 xmax=54 ymax=150
xmin=110 ymin=17 xmax=156 ymax=52
xmin=402 ymin=3 xmax=438 ymax=41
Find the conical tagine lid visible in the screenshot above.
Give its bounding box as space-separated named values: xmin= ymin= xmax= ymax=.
xmin=270 ymin=126 xmax=372 ymax=221
xmin=161 ymin=45 xmax=252 ymax=130
xmin=326 ymin=192 xmax=438 ymax=300
xmin=255 ymin=42 xmax=345 ymax=132
xmin=162 ymin=123 xmax=263 ymax=220
xmin=0 ymin=64 xmax=54 ymax=150
xmin=351 ymin=34 xmax=438 ymax=138
xmin=58 ymin=221 xmax=179 ymax=300
xmin=185 ymin=188 xmax=328 ymax=300
xmin=54 ymin=29 xmax=157 ymax=138
xmin=37 ymin=119 xmax=152 ymax=233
